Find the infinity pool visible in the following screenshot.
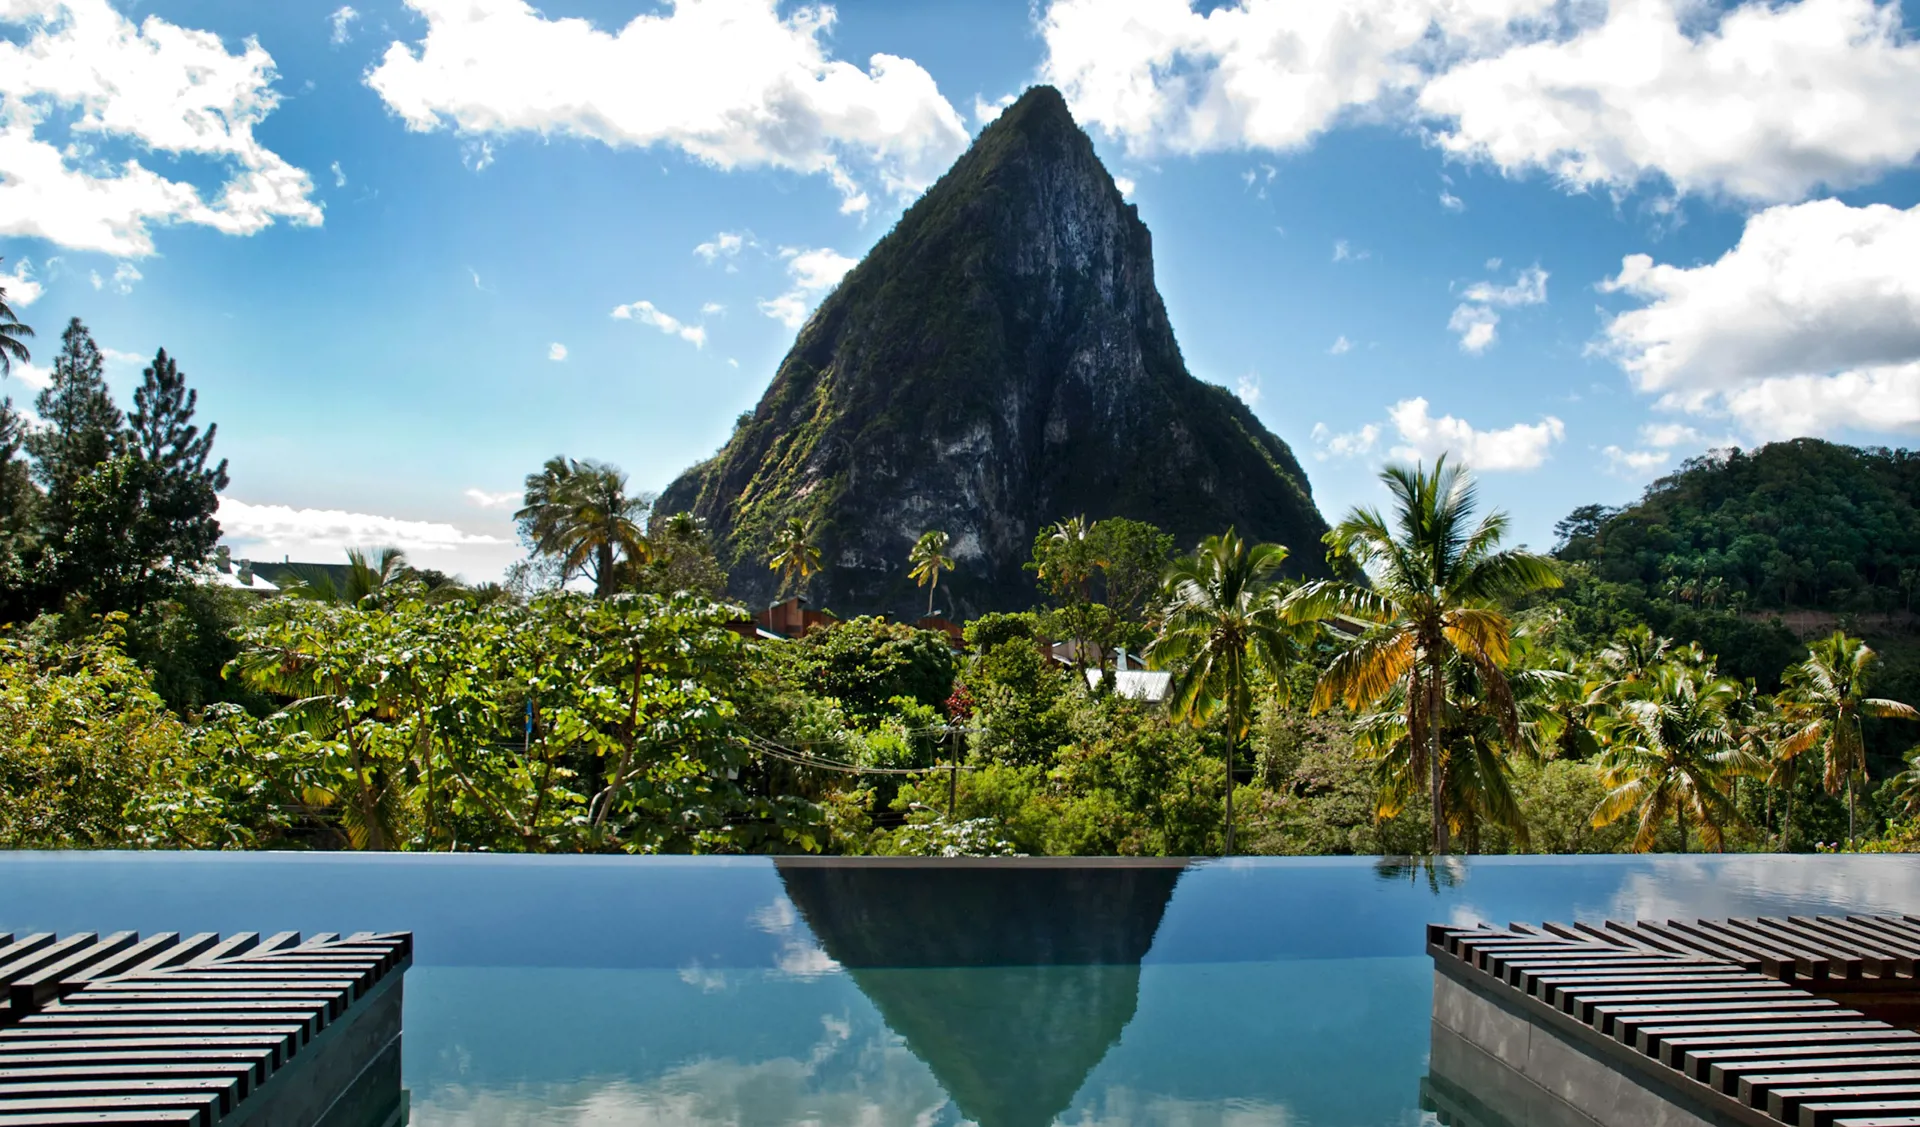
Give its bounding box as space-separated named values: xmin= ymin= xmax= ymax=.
xmin=5 ymin=853 xmax=1918 ymax=1126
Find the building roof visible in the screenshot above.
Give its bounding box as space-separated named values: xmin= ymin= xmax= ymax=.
xmin=1085 ymin=668 xmax=1172 ymax=703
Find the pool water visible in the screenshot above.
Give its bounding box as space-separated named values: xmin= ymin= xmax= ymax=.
xmin=5 ymin=853 xmax=1919 ymax=1126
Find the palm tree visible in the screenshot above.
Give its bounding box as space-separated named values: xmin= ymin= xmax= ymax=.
xmin=908 ymin=530 xmax=955 ymax=616
xmin=1148 ymin=528 xmax=1302 ymax=854
xmin=769 ymin=517 xmax=823 ymax=598
xmin=284 ymin=547 xmax=411 ymax=605
xmin=516 ymin=456 xmax=650 ymax=596
xmin=1285 ymin=458 xmax=1561 ymax=854
xmin=0 ymin=259 xmax=32 ymax=378
xmin=1590 ymin=662 xmax=1755 ymax=852
xmin=1777 ymin=632 xmax=1920 ymax=847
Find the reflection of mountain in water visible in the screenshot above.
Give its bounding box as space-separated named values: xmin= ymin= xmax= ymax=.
xmin=774 ymin=859 xmax=1187 ymax=1127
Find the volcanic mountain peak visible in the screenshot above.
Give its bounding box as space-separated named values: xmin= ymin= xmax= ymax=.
xmin=659 ymin=85 xmax=1330 ymax=618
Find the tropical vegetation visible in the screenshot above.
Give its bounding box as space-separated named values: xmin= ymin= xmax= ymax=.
xmin=4 ymin=294 xmax=1920 ymax=855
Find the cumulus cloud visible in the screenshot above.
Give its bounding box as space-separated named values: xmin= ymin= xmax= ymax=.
xmin=1439 ymin=188 xmax=1465 ymax=212
xmin=548 ymin=342 xmax=567 ymax=361
xmin=1329 ymin=335 xmax=1352 ymax=355
xmin=1331 ymin=239 xmax=1369 ymax=262
xmin=217 ymin=496 xmax=508 ymax=557
xmin=694 ymin=231 xmax=748 ymax=263
xmin=701 ymin=302 xmax=725 ymax=315
xmin=1603 ymin=444 xmax=1670 ymax=473
xmin=1235 ymin=373 xmax=1261 ymax=406
xmin=1113 ymin=175 xmax=1136 ymax=197
xmin=1598 ymin=198 xmax=1920 ymax=438
xmin=1311 ymin=420 xmax=1381 ymax=459
xmin=0 ymin=0 xmax=322 ymax=257
xmin=9 ymin=359 xmax=54 ymax=392
xmin=331 ymin=160 xmax=347 ymax=188
xmin=329 ymin=5 xmax=359 ymax=46
xmin=1387 ymin=397 xmax=1565 ymax=470
xmin=1449 ymin=263 xmax=1546 ymax=353
xmin=0 ymin=259 xmax=43 ymax=306
xmin=1037 ymin=0 xmax=1525 ymax=157
xmin=1039 ymin=0 xmax=1920 ymax=206
xmin=365 ymin=0 xmax=970 ymax=215
xmin=759 ymin=245 xmax=855 ymax=329
xmin=1420 ymin=0 xmax=1920 ymax=203
xmin=612 ymin=299 xmax=707 ymax=348
xmin=463 ymin=488 xmax=519 ymax=508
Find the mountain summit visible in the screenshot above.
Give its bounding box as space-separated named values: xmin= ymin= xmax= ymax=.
xmin=659 ymin=86 xmax=1331 ymax=618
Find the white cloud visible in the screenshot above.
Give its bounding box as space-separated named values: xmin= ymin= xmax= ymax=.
xmin=547 ymin=342 xmax=567 ymax=361
xmin=107 ymin=260 xmax=140 ymax=294
xmin=1387 ymin=397 xmax=1564 ymax=470
xmin=612 ymin=299 xmax=707 ymax=348
xmin=1439 ymin=188 xmax=1464 ymax=212
xmin=1113 ymin=174 xmax=1136 ymax=197
xmin=1598 ymin=198 xmax=1920 ymax=438
xmin=1039 ymin=0 xmax=1920 ymax=207
xmin=1037 ymin=0 xmax=1527 ymax=157
xmin=100 ymin=346 xmax=144 ymax=365
xmin=1448 ymin=304 xmax=1499 ymax=353
xmin=365 ymin=0 xmax=970 ymax=216
xmin=973 ymin=92 xmax=1016 ymax=126
xmin=759 ymin=246 xmax=855 ymax=329
xmin=700 ymin=302 xmax=725 ymax=315
xmin=757 ymin=292 xmax=808 ymax=330
xmin=1640 ymin=422 xmax=1701 ymax=448
xmin=329 ymin=6 xmax=359 ymax=46
xmin=1602 ymin=444 xmax=1670 ymax=474
xmin=1235 ymin=373 xmax=1261 ymax=406
xmin=330 ymin=160 xmax=347 ymax=188
xmin=9 ymin=358 xmax=53 ymax=391
xmin=1419 ymin=0 xmax=1920 ymax=204
xmin=1449 ymin=263 xmax=1546 ymax=352
xmin=0 ymin=258 xmax=43 ymax=306
xmin=217 ymin=496 xmax=508 ymax=556
xmin=1329 ymin=334 xmax=1352 ymax=355
xmin=1332 ymin=239 xmax=1369 ymax=262
xmin=694 ymin=231 xmax=747 ymax=262
xmin=1311 ymin=420 xmax=1382 ymax=460
xmin=463 ymin=488 xmax=519 ymax=509
xmin=461 ymin=138 xmax=494 ymax=172
xmin=0 ymin=0 xmax=323 ymax=257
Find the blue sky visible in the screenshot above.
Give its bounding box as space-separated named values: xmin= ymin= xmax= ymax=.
xmin=3 ymin=0 xmax=1919 ymax=581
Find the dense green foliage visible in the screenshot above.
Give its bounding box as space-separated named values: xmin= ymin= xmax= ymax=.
xmin=1558 ymin=439 xmax=1920 ymax=613
xmin=3 ymin=260 xmax=1919 ymax=859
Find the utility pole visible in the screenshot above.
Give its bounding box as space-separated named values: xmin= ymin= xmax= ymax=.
xmin=947 ymin=723 xmax=961 ymax=818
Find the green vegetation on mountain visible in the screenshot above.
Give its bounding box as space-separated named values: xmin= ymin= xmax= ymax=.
xmin=660 ymin=86 xmax=1329 ymax=618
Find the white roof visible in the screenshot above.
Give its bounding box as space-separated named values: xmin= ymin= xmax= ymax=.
xmin=1084 ymin=668 xmax=1172 ymax=703
xmin=199 ymin=567 xmax=279 ymax=593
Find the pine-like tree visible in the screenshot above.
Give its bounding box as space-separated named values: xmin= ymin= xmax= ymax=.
xmin=23 ymin=319 xmax=126 ymax=608
xmin=126 ymin=348 xmax=229 ymax=610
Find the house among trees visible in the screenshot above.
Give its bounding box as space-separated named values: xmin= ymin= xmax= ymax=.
xmin=201 ymin=547 xmax=279 ymax=595
xmin=755 ymin=595 xmax=839 ymax=639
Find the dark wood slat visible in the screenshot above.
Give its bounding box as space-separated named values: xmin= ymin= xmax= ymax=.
xmin=9 ymin=934 xmax=139 ymax=1011
xmin=0 ymin=935 xmax=99 ymax=988
xmin=0 ymin=1111 xmax=205 ymax=1126
xmin=1740 ymin=1071 xmax=1920 ymax=1107
xmin=1711 ymin=1055 xmax=1920 ymax=1093
xmin=1790 ymin=1096 xmax=1920 ymax=1127
xmin=0 ymin=1093 xmax=217 ymax=1127
xmin=1662 ymin=1029 xmax=1920 ymax=1071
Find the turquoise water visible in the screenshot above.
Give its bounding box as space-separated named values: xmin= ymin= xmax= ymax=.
xmin=5 ymin=853 xmax=1919 ymax=1125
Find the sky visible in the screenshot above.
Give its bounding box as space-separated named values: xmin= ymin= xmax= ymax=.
xmin=3 ymin=0 xmax=1920 ymax=582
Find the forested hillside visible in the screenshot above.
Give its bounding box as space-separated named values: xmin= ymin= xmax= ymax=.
xmin=1556 ymin=439 xmax=1920 ymax=615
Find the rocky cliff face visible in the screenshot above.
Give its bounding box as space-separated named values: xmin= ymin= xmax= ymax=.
xmin=658 ymin=86 xmax=1330 ymax=619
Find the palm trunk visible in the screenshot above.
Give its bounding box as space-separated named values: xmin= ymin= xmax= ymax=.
xmin=1848 ymin=775 xmax=1857 ymax=850
xmin=1427 ymin=657 xmax=1448 ymax=855
xmin=1223 ymin=684 xmax=1237 ymax=856
xmin=1677 ymin=808 xmax=1687 ymax=854
xmin=1779 ymin=759 xmax=1795 ymax=852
